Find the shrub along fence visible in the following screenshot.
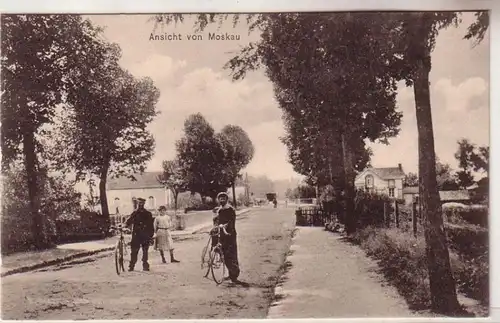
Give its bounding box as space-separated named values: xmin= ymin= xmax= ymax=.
xmin=346 ymin=193 xmax=489 ymax=310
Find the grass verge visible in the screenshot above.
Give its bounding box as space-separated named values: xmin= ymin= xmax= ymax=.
xmin=347 ymin=226 xmax=488 ymax=316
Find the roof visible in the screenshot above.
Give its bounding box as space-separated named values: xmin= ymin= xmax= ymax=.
xmin=364 ymin=167 xmax=405 ymax=180
xmin=439 ymin=190 xmax=470 ymax=201
xmin=107 ymin=172 xmax=164 ymax=190
xmin=402 ymin=187 xmax=470 ymax=201
xmin=403 ymin=186 xmax=419 ymax=194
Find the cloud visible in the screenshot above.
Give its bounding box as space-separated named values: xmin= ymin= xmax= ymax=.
xmin=434 ymin=77 xmax=488 ymax=112
xmin=143 ymin=62 xmax=285 ymax=177
xmin=128 ymin=54 xmax=187 ymax=86
xmin=369 ymin=77 xmax=489 ymax=174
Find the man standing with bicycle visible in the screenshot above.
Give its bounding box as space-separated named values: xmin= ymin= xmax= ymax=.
xmin=126 ymin=197 xmax=154 ymax=271
xmin=213 ymin=192 xmax=241 ymax=284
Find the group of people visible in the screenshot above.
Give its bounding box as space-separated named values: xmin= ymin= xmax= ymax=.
xmin=124 ymin=192 xmax=242 ymax=284
xmin=125 ymin=198 xmax=180 ymax=271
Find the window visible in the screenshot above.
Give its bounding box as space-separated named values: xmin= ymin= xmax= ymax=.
xmin=148 ymin=196 xmax=155 ymax=209
xmin=365 ymin=175 xmax=374 ymax=188
xmin=132 ymin=197 xmax=137 ymax=210
xmin=389 ymin=188 xmax=395 ymax=198
xmin=388 ymin=179 xmax=395 ymax=188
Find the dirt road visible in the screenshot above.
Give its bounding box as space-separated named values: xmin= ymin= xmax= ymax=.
xmin=1 ymin=208 xmax=295 ymax=320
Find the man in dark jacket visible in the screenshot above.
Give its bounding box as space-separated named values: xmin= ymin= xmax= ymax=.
xmin=212 ymin=192 xmax=240 ymax=283
xmin=126 ymin=197 xmax=154 ymax=271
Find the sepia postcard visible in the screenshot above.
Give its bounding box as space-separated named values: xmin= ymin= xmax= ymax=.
xmin=0 ymin=3 xmax=495 ymax=321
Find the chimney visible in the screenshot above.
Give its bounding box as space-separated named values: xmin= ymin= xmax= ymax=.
xmin=398 ymin=163 xmax=402 ymax=171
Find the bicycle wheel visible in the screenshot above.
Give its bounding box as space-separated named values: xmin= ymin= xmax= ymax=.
xmin=115 ymin=240 xmax=124 ymax=275
xmin=120 ymin=240 xmax=128 ymax=272
xmin=201 ymin=236 xmax=211 ymax=268
xmin=210 ymin=247 xmax=226 ymax=285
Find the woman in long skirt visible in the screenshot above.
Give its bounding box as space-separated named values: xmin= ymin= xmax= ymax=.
xmin=154 ymin=206 xmax=180 ymax=264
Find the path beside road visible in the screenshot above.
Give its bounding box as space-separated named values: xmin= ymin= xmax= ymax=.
xmin=267 ymin=226 xmax=419 ymax=318
xmin=1 ymin=209 xmax=249 ymax=277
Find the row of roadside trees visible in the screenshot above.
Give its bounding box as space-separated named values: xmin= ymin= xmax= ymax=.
xmin=1 ymin=15 xmax=160 ymax=250
xmin=151 ymin=11 xmax=488 ymax=315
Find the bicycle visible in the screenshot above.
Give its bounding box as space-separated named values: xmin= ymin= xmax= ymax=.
xmin=201 ymin=223 xmax=230 ymax=285
xmin=110 ymin=223 xmax=130 ymax=276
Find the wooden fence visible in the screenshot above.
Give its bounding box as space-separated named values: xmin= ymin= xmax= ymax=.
xmin=295 ymin=206 xmax=331 ymax=227
xmin=295 ymin=200 xmax=421 ymax=235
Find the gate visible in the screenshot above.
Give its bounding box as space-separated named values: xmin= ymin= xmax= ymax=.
xmin=295 ymin=205 xmax=330 ymax=227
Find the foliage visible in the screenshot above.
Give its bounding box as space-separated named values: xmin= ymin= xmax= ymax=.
xmin=219 ymin=125 xmax=255 ymax=183
xmin=286 ymin=184 xmax=316 ymax=200
xmin=435 ymin=160 xmax=460 ymax=190
xmin=176 ymin=113 xmax=230 ymax=198
xmin=351 ymin=226 xmax=488 ymax=311
xmin=354 ymin=189 xmax=393 ymax=228
xmin=454 ymin=139 xmax=489 ymax=189
xmin=1 ymin=163 xmax=81 ymax=253
xmin=1 ymin=14 xmax=115 ymax=247
xmin=403 ymin=172 xmax=419 ymax=187
xmin=52 ymin=39 xmax=160 ymax=218
xmin=1 ymin=15 xmax=106 ymax=168
xmin=158 ymin=159 xmax=188 ymax=210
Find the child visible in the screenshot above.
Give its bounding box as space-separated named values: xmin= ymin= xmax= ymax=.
xmin=153 ymin=205 xmax=180 ymax=264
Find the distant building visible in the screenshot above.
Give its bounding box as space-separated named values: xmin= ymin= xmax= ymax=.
xmin=355 ymin=164 xmax=405 ymax=199
xmin=402 ymin=186 xmax=471 ymax=205
xmin=106 ymin=172 xmax=174 ymax=216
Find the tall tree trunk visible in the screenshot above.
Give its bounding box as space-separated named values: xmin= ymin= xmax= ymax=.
xmin=413 ymin=53 xmax=461 ymax=315
xmin=23 ymin=130 xmax=47 ymax=249
xmin=232 ymin=181 xmax=237 ymax=209
xmin=341 ymin=132 xmax=357 ymax=235
xmin=99 ymin=163 xmax=110 ymax=218
xmin=174 ymin=190 xmax=179 ymax=214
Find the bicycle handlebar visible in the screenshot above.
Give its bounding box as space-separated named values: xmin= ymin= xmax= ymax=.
xmin=212 ymin=223 xmax=230 ymax=236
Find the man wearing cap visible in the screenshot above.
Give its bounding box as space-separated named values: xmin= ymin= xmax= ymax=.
xmin=213 ymin=192 xmax=241 ymax=283
xmin=126 ymin=197 xmax=155 ymax=271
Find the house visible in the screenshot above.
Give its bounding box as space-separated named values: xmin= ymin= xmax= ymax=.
xmin=354 ymin=164 xmax=405 ymax=199
xmin=106 ymin=172 xmax=174 ymax=216
xmin=402 ymin=186 xmax=471 ymax=205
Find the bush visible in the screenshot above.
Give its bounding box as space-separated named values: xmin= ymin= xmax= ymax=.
xmin=445 ymin=223 xmax=488 ymax=259
xmin=55 ymin=211 xmax=108 ymax=243
xmin=444 ymin=206 xmax=488 ymax=228
xmin=354 ymin=190 xmax=394 ymax=228
xmin=450 ymin=251 xmax=489 ymax=304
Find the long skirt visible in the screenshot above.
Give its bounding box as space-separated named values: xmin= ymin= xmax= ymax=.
xmin=155 ymin=229 xmax=174 ymax=251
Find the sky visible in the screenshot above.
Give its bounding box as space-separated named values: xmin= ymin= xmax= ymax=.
xmin=87 ymin=13 xmax=489 ymax=181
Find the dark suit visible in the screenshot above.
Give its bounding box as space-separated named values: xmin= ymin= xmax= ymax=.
xmin=212 ymin=205 xmax=240 ymax=281
xmin=126 ymin=208 xmax=154 ymax=270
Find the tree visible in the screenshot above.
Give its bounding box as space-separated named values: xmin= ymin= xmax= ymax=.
xmin=158 ymin=159 xmax=187 ymax=213
xmin=454 ymin=138 xmax=489 ymax=189
xmin=383 ymin=11 xmax=489 ymax=314
xmin=54 ymin=53 xmax=160 ymax=219
xmin=176 ymin=113 xmax=230 ymax=200
xmin=435 ymin=161 xmax=460 ymax=190
xmin=1 ymin=15 xmax=111 ymax=248
xmin=219 ymin=125 xmax=255 ymax=208
xmin=403 ymin=172 xmax=419 ymax=187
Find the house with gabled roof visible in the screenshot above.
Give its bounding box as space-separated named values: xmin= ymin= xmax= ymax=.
xmin=354 ymin=164 xmax=405 ymax=199
xmin=106 ymin=171 xmax=174 ymax=216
